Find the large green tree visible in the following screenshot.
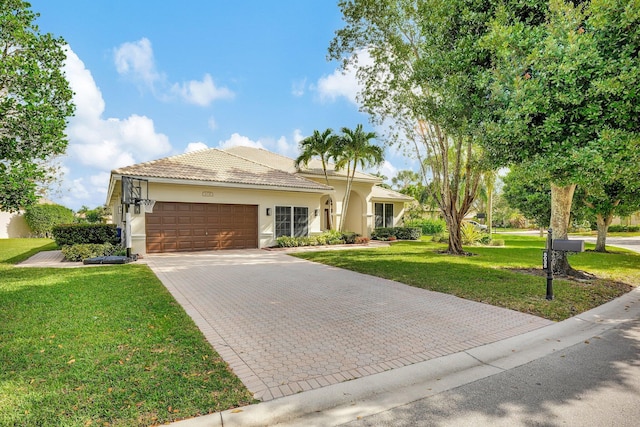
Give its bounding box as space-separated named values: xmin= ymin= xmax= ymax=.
xmin=334 ymin=124 xmax=384 ymax=232
xmin=577 ymin=130 xmax=640 ymax=251
xmin=503 ymin=163 xmax=553 ymax=231
xmin=484 ymin=0 xmax=640 ymax=273
xmin=0 ymin=0 xmax=74 ymax=212
xmin=330 ymin=0 xmax=492 ymax=254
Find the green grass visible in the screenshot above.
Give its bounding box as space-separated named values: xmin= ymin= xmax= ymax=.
xmin=294 ymin=234 xmax=639 ymax=322
xmin=0 ymin=239 xmax=254 ymax=426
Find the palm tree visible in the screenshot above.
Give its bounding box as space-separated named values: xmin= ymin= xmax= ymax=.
xmin=295 ymin=128 xmax=337 ymax=229
xmin=334 ymin=124 xmax=384 ymax=232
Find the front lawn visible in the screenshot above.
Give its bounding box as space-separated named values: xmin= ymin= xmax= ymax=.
xmin=0 ymin=239 xmax=254 ymax=426
xmin=294 ymin=234 xmax=639 ymax=322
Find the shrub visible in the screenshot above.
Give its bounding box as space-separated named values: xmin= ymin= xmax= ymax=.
xmin=371 ymin=227 xmax=394 ymax=240
xmin=52 ymin=223 xmax=120 ymax=246
xmin=24 ymin=204 xmax=75 ymax=237
xmin=371 ymin=227 xmax=421 ymax=241
xmin=355 ymin=236 xmax=370 ymax=244
xmin=341 ymin=232 xmax=360 ymax=244
xmin=609 ymin=225 xmax=640 ymax=233
xmin=324 ymin=230 xmax=345 ymax=245
xmin=276 ymin=236 xmax=299 ymax=247
xmin=394 ymin=227 xmax=422 ymax=240
xmin=315 ymin=233 xmax=329 ymax=245
xmin=61 ymin=243 xmax=119 ymax=261
xmin=509 ymin=213 xmax=527 ymax=229
xmin=297 ymin=236 xmax=313 ymax=246
xmin=461 ymin=222 xmax=484 ymax=245
xmin=432 ymin=233 xmax=447 ymax=243
xmin=405 ymin=218 xmax=447 ymax=235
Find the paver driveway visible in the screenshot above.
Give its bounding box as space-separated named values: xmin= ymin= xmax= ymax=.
xmin=146 ymin=249 xmax=552 ymax=401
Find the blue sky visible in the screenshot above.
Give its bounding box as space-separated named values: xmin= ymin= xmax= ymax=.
xmin=29 ymin=1 xmax=413 ymax=210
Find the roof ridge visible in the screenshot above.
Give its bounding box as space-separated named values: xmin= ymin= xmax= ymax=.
xmin=221 ymin=147 xmax=333 ymax=189
xmin=222 ymin=146 xmax=293 ymax=170
xmin=224 ymin=146 xmax=303 ymax=172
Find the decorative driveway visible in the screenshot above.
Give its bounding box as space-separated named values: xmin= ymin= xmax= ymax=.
xmin=145 ymin=249 xmax=552 ymax=401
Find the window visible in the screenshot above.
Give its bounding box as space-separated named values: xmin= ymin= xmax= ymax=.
xmin=293 ymin=207 xmax=308 ymax=237
xmin=374 ymin=203 xmax=394 ymax=228
xmin=275 ymin=206 xmax=291 ymax=237
xmin=275 ymin=206 xmax=308 ymax=237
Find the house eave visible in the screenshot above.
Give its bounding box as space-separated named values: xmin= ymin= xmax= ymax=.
xmin=108 ymin=174 xmax=334 ymax=197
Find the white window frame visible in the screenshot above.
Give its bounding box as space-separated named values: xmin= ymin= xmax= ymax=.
xmin=374 ymin=202 xmax=394 ymax=228
xmin=275 ymin=206 xmax=309 ymax=238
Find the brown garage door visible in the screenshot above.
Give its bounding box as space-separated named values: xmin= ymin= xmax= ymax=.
xmin=146 ymin=202 xmax=258 ymax=253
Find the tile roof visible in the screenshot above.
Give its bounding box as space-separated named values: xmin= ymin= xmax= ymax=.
xmin=112 ymin=148 xmax=332 ymax=191
xmin=370 ymin=185 xmax=415 ymax=201
xmin=223 ymin=146 xmax=380 ymax=181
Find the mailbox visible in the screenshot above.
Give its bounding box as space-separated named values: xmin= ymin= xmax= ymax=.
xmin=552 ymin=239 xmax=584 ymax=252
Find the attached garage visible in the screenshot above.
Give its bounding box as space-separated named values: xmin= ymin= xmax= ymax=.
xmin=146 ymin=202 xmax=258 ymax=253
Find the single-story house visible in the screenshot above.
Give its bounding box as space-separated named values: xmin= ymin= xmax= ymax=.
xmin=105 ymin=146 xmax=413 ymax=254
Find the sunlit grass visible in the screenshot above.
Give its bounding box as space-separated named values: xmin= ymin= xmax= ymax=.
xmin=0 ymin=239 xmax=255 ymax=426
xmin=294 ymin=234 xmax=639 ymax=322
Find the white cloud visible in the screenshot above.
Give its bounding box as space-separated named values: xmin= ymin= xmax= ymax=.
xmin=276 ymin=136 xmax=298 ymax=159
xmin=208 ymin=116 xmax=218 ymax=131
xmin=219 ymin=133 xmax=264 ymax=149
xmin=113 ymin=38 xmax=163 ymax=88
xmin=377 ymin=160 xmax=398 ymax=180
xmin=293 ymin=129 xmax=304 ymax=144
xmin=185 ymin=142 xmax=209 ymax=153
xmin=58 ymin=46 xmax=173 ymax=209
xmin=291 ymin=78 xmax=307 ymax=97
xmin=114 ymin=39 xmax=233 ymax=107
xmin=217 ymin=132 xmax=299 ymax=159
xmin=315 ymin=49 xmax=373 ymax=105
xmin=171 ymin=73 xmax=234 ymax=106
xmin=316 ymin=70 xmax=359 ymax=104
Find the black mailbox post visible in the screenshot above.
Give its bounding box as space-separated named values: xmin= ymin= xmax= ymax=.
xmin=544 ymin=229 xmax=584 ymax=300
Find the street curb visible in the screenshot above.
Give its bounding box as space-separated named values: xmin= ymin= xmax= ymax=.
xmin=165 ymin=287 xmax=640 ymax=427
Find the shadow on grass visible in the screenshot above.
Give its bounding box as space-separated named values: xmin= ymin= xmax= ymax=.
xmin=294 ymin=240 xmax=636 ymax=321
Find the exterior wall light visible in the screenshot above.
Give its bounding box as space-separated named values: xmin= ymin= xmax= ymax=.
xmin=266 ymin=208 xmax=272 ymax=216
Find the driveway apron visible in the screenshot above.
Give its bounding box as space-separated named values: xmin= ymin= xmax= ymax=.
xmin=145 ymin=250 xmax=552 ymax=401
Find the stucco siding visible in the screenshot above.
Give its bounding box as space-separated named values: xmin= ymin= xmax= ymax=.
xmin=110 ymin=181 xmax=326 ymax=254
xmin=0 ymin=211 xmax=32 ymax=238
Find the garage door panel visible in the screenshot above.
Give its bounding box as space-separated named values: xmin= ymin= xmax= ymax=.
xmin=146 ymin=202 xmax=257 ymax=253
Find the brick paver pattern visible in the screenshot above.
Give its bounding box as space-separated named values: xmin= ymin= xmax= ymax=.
xmin=146 ymin=250 xmax=553 ymax=401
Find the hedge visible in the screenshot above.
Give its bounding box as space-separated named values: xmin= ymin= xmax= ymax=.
xmin=275 ymin=230 xmax=360 ymax=248
xmin=371 ymin=227 xmax=421 ymax=241
xmin=61 ymin=243 xmax=125 ymax=262
xmin=608 ymin=225 xmax=640 ymax=233
xmin=404 ymin=218 xmax=447 ymax=235
xmin=24 ymin=204 xmax=75 ymax=237
xmin=52 ymin=223 xmax=120 ymax=246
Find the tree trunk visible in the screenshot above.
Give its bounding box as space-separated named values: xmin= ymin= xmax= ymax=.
xmin=340 ymin=165 xmax=354 ymax=232
xmin=443 ymin=209 xmax=464 ymax=254
xmin=487 ymin=180 xmax=494 ymax=236
xmin=595 ymin=213 xmax=613 ymax=252
xmin=550 ymin=183 xmax=576 ymax=275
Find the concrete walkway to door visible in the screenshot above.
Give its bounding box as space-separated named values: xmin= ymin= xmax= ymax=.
xmin=145 ymin=249 xmax=552 ymax=402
